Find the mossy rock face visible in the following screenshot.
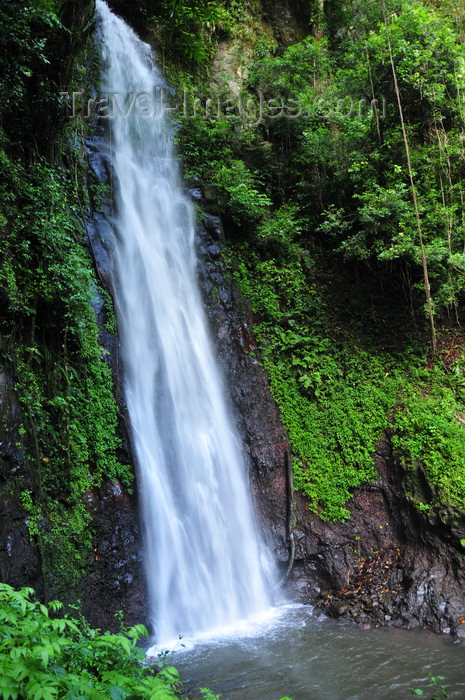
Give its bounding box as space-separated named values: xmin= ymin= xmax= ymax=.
xmin=0 ymin=370 xmax=24 ymax=482
xmin=0 ymin=367 xmax=40 ymax=595
xmin=260 ymin=0 xmax=313 ymax=45
xmin=0 ymin=0 xmax=145 ymax=625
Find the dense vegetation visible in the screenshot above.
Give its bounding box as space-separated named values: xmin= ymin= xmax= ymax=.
xmin=0 ymin=0 xmax=131 ymax=600
xmin=0 ymin=0 xmax=463 ymax=695
xmin=0 ymin=584 xmax=183 ymax=700
xmin=147 ymin=0 xmax=465 ymax=522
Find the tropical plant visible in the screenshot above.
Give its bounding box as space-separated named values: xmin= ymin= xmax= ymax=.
xmin=0 ymin=584 xmax=181 ymax=699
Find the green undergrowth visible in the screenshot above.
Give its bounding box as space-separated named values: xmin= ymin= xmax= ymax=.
xmin=109 ymin=0 xmax=270 ymax=73
xmin=0 ymin=0 xmax=130 ymax=601
xmin=172 ymin=0 xmax=465 ymax=523
xmin=393 ymin=366 xmax=465 ymax=513
xmin=0 ymin=131 xmax=132 ymax=598
xmin=233 ymin=243 xmax=465 ymax=520
xmin=0 ymin=583 xmax=220 ymax=700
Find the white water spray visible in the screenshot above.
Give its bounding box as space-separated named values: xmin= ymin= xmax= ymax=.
xmin=95 ymin=1 xmax=275 ymax=644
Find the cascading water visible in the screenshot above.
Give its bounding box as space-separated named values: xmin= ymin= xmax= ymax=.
xmin=95 ymin=1 xmax=276 ymax=644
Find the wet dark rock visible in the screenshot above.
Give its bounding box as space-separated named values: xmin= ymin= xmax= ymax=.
xmin=86 ymin=213 xmax=114 ymax=294
xmin=218 ymin=287 xmax=233 ymax=311
xmin=208 ymin=244 xmax=222 ymax=260
xmin=195 ymin=218 xmax=289 ymax=567
xmin=204 ymin=214 xmax=223 ymax=240
xmin=81 ymin=479 xmax=146 ymax=631
xmin=208 ymin=271 xmax=224 ymax=286
xmin=87 ymin=134 xmax=113 ymax=184
xmin=188 ymin=187 xmax=203 ymax=202
xmin=0 ymin=371 xmax=24 ymax=480
xmin=88 ymin=149 xmax=112 ymax=185
xmin=327 ymin=600 xmax=350 ymax=618
xmin=0 ymin=370 xmax=41 ymax=594
xmin=291 ymin=434 xmax=465 ymax=636
xmin=75 ymin=138 xmax=146 ymax=630
xmin=0 ymin=499 xmax=41 ymax=590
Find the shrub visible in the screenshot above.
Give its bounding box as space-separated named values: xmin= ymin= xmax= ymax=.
xmin=0 ymin=584 xmax=182 ymax=699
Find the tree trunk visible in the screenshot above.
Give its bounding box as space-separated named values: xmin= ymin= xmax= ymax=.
xmin=382 ymin=0 xmax=436 ymax=355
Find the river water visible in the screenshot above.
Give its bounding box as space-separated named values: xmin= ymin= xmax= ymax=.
xmin=171 ymin=606 xmax=465 ymax=699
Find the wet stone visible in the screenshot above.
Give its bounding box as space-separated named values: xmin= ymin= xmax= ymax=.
xmin=208 ymin=271 xmax=223 ymax=285
xmin=188 ymin=187 xmax=203 ymax=201
xmin=219 ymin=286 xmax=233 ymax=310
xmin=208 ymin=244 xmax=222 ymax=260
xmin=204 ymin=214 xmax=223 ymax=240
xmin=88 ymin=150 xmax=112 ymax=185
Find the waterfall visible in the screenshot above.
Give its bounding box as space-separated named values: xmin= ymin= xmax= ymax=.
xmin=95 ymin=1 xmax=275 ymax=644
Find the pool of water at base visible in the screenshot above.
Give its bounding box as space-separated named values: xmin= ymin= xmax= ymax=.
xmin=166 ymin=605 xmax=465 ymax=700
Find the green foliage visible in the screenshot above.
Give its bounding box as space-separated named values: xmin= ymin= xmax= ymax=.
xmin=230 ymin=230 xmax=465 ymax=520
xmin=174 ymin=0 xmax=465 ymax=520
xmin=410 ymin=673 xmax=449 ymax=698
xmin=231 ymin=246 xmax=403 ymax=520
xmin=198 ymin=690 xmax=222 ymax=700
xmin=244 ymin=0 xmax=465 ymax=320
xmin=392 ymin=366 xmax=465 ymax=512
xmin=115 ymin=0 xmax=247 ymax=67
xmin=175 ymin=116 xmax=237 ymax=181
xmin=256 ymin=205 xmax=304 ymax=258
xmin=0 ymin=583 xmax=183 ymax=699
xmin=0 ymin=0 xmax=129 ymax=599
xmin=155 ymin=0 xmax=222 ymax=64
xmin=0 ymin=0 xmax=93 ymax=152
xmin=0 ymin=1 xmax=61 ymax=109
xmin=214 ymin=160 xmax=271 ymax=227
xmin=0 ymin=137 xmax=131 ymax=597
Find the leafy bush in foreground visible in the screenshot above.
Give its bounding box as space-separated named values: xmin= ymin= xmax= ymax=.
xmin=0 ymin=584 xmax=181 ymax=700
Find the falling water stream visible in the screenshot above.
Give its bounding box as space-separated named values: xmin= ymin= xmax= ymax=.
xmin=94 ymin=3 xmax=465 ymax=696
xmin=96 ymin=0 xmax=275 ymax=646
